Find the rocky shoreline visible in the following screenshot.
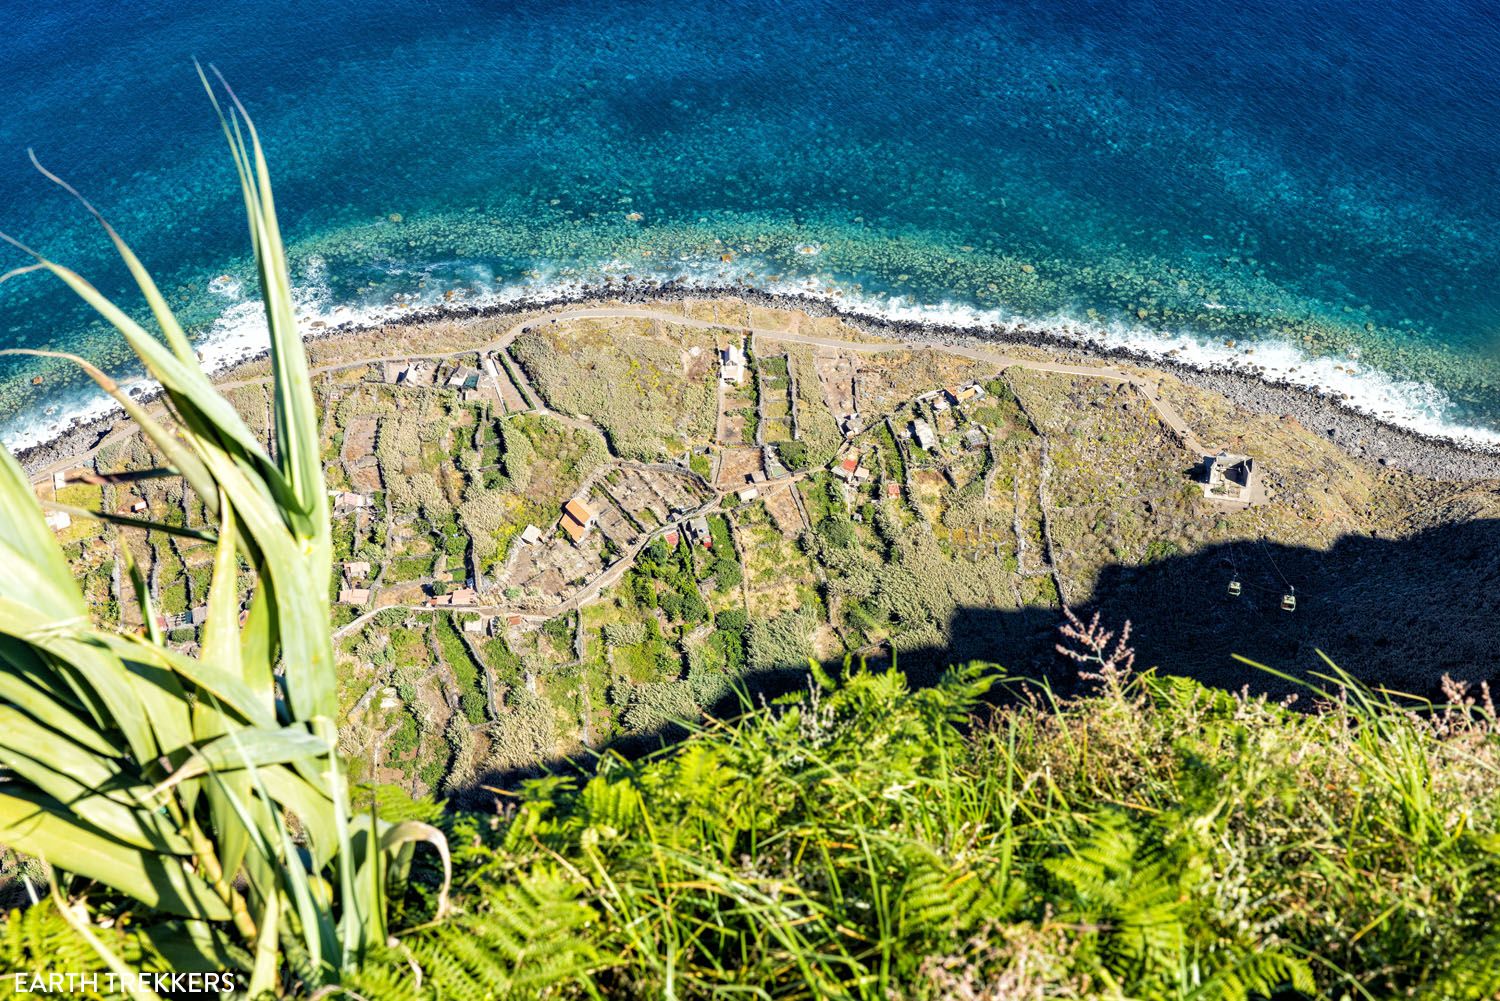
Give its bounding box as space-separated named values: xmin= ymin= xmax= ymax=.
xmin=18 ymin=283 xmax=1500 ymax=483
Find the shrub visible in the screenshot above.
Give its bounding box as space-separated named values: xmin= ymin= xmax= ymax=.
xmin=604 ymin=621 xmax=648 ymax=648
xmin=349 ymin=660 xmax=1500 ymax=1000
xmin=774 ymin=439 xmax=809 ymax=470
xmin=710 ymin=556 xmax=743 ymax=591
xmin=746 ymin=609 xmax=813 ymax=670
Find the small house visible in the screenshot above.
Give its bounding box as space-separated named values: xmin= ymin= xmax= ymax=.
xmin=332 ymin=491 xmax=371 ymax=512
xmin=561 ymin=498 xmax=595 ymax=544
xmin=445 ymin=366 xmax=482 ymax=390
xmin=518 ymin=524 xmax=543 ymax=546
xmin=946 ymin=383 xmax=985 ymax=407
xmin=342 ymin=560 xmax=372 ymax=583
xmin=189 ymin=606 xmax=210 ymax=627
xmin=44 ymin=510 xmax=71 ymax=532
xmin=737 ymin=487 xmax=759 ymax=502
xmin=1202 ymin=451 xmax=1260 ymax=506
xmin=387 ymin=361 xmax=427 ymax=385
xmin=664 ymin=529 xmax=680 ymax=548
xmin=337 ymin=588 xmax=372 ymax=605
xmin=720 ymin=343 xmax=747 ymax=385
xmin=687 ymin=516 xmax=712 ymax=548
xmin=564 ymin=498 xmax=595 ymax=529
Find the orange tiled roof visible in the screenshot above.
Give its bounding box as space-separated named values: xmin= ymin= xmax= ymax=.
xmin=563 ymin=498 xmax=592 ymax=525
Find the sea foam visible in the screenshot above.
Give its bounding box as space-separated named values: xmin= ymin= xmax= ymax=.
xmin=8 ymin=252 xmax=1500 ymax=456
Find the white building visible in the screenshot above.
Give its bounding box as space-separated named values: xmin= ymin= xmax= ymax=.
xmin=720 ymin=343 xmax=747 ymax=385
xmin=910 ymin=419 xmax=936 ymax=451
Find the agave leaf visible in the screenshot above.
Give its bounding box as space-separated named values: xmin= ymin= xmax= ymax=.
xmin=199 ymin=491 xmax=242 ymax=685
xmin=0 ymin=706 xmax=191 ymax=854
xmin=43 ymin=502 xmax=216 ymax=543
xmin=91 ymin=633 xmax=277 ymax=729
xmin=0 ymin=640 xmax=116 ymax=756
xmin=53 ymin=465 xmax=180 ymax=487
xmin=211 ymin=744 xmax=332 ymax=974
xmin=379 ymin=819 xmax=453 ymax=919
xmin=0 ymin=347 xmax=220 ymax=524
xmin=0 ymin=447 xmax=86 ymax=616
xmin=248 ymin=888 xmax=281 ymax=996
xmin=0 ymin=535 xmax=92 ymax=628
xmin=258 ymin=764 xmax=340 ymax=870
xmin=156 ymin=729 xmax=330 ymax=791
xmin=120 ymin=539 xmax=161 ymax=646
xmin=163 ymin=430 xmax=333 ymax=721
xmin=0 ymin=250 xmax=280 ymax=482
xmin=136 ymin=920 xmax=252 ymax=977
xmin=0 ymin=598 xmax=164 ymax=766
xmin=0 ymin=788 xmax=229 ymax=920
xmin=195 ymin=494 xmax=253 ymax=878
xmin=238 ymin=581 xmax=276 ymax=702
xmin=200 ymin=64 xmax=328 ymax=566
xmin=341 ymin=814 xmax=385 ymax=959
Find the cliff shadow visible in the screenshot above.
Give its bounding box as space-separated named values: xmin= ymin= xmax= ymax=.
xmin=911 ymin=516 xmax=1500 ymax=699
xmin=460 ymin=518 xmax=1500 ymax=800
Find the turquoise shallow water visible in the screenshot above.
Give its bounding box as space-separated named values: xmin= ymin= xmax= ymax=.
xmin=1 ymin=0 xmax=1498 ymax=446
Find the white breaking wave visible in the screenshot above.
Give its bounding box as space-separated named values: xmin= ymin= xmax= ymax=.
xmin=7 ymin=253 xmax=1500 ymax=453
xmin=760 ymin=273 xmax=1500 ymax=449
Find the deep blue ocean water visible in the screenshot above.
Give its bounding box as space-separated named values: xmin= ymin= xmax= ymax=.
xmin=1 ymin=0 xmax=1497 ymax=446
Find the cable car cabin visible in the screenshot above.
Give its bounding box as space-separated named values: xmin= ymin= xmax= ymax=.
xmin=1227 ymin=579 xmax=1242 ymax=597
xmin=1281 ymin=591 xmax=1297 ymax=612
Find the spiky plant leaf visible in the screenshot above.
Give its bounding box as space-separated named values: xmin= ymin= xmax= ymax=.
xmin=0 ymin=70 xmax=447 ymax=986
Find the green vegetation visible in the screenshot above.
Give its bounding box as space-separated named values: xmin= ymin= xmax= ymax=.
xmin=14 ymin=85 xmax=1500 ymax=996
xmin=460 ymin=414 xmax=607 ymax=573
xmin=510 ymin=324 xmax=716 ymax=459
xmin=435 ymin=615 xmax=488 ymax=725
xmin=0 ymin=81 xmax=446 ymax=992
xmin=774 ymin=437 xmax=809 ymax=470
xmin=333 ymin=654 xmax=1500 ymax=999
xmin=786 ymin=344 xmax=843 ymax=466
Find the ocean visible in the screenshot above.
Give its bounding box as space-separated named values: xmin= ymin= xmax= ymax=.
xmin=1 ymin=0 xmax=1497 ymax=449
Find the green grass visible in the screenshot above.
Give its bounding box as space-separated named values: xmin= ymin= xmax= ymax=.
xmin=435 ymin=614 xmax=489 ymax=725
xmin=337 ymin=653 xmax=1500 ymax=1000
